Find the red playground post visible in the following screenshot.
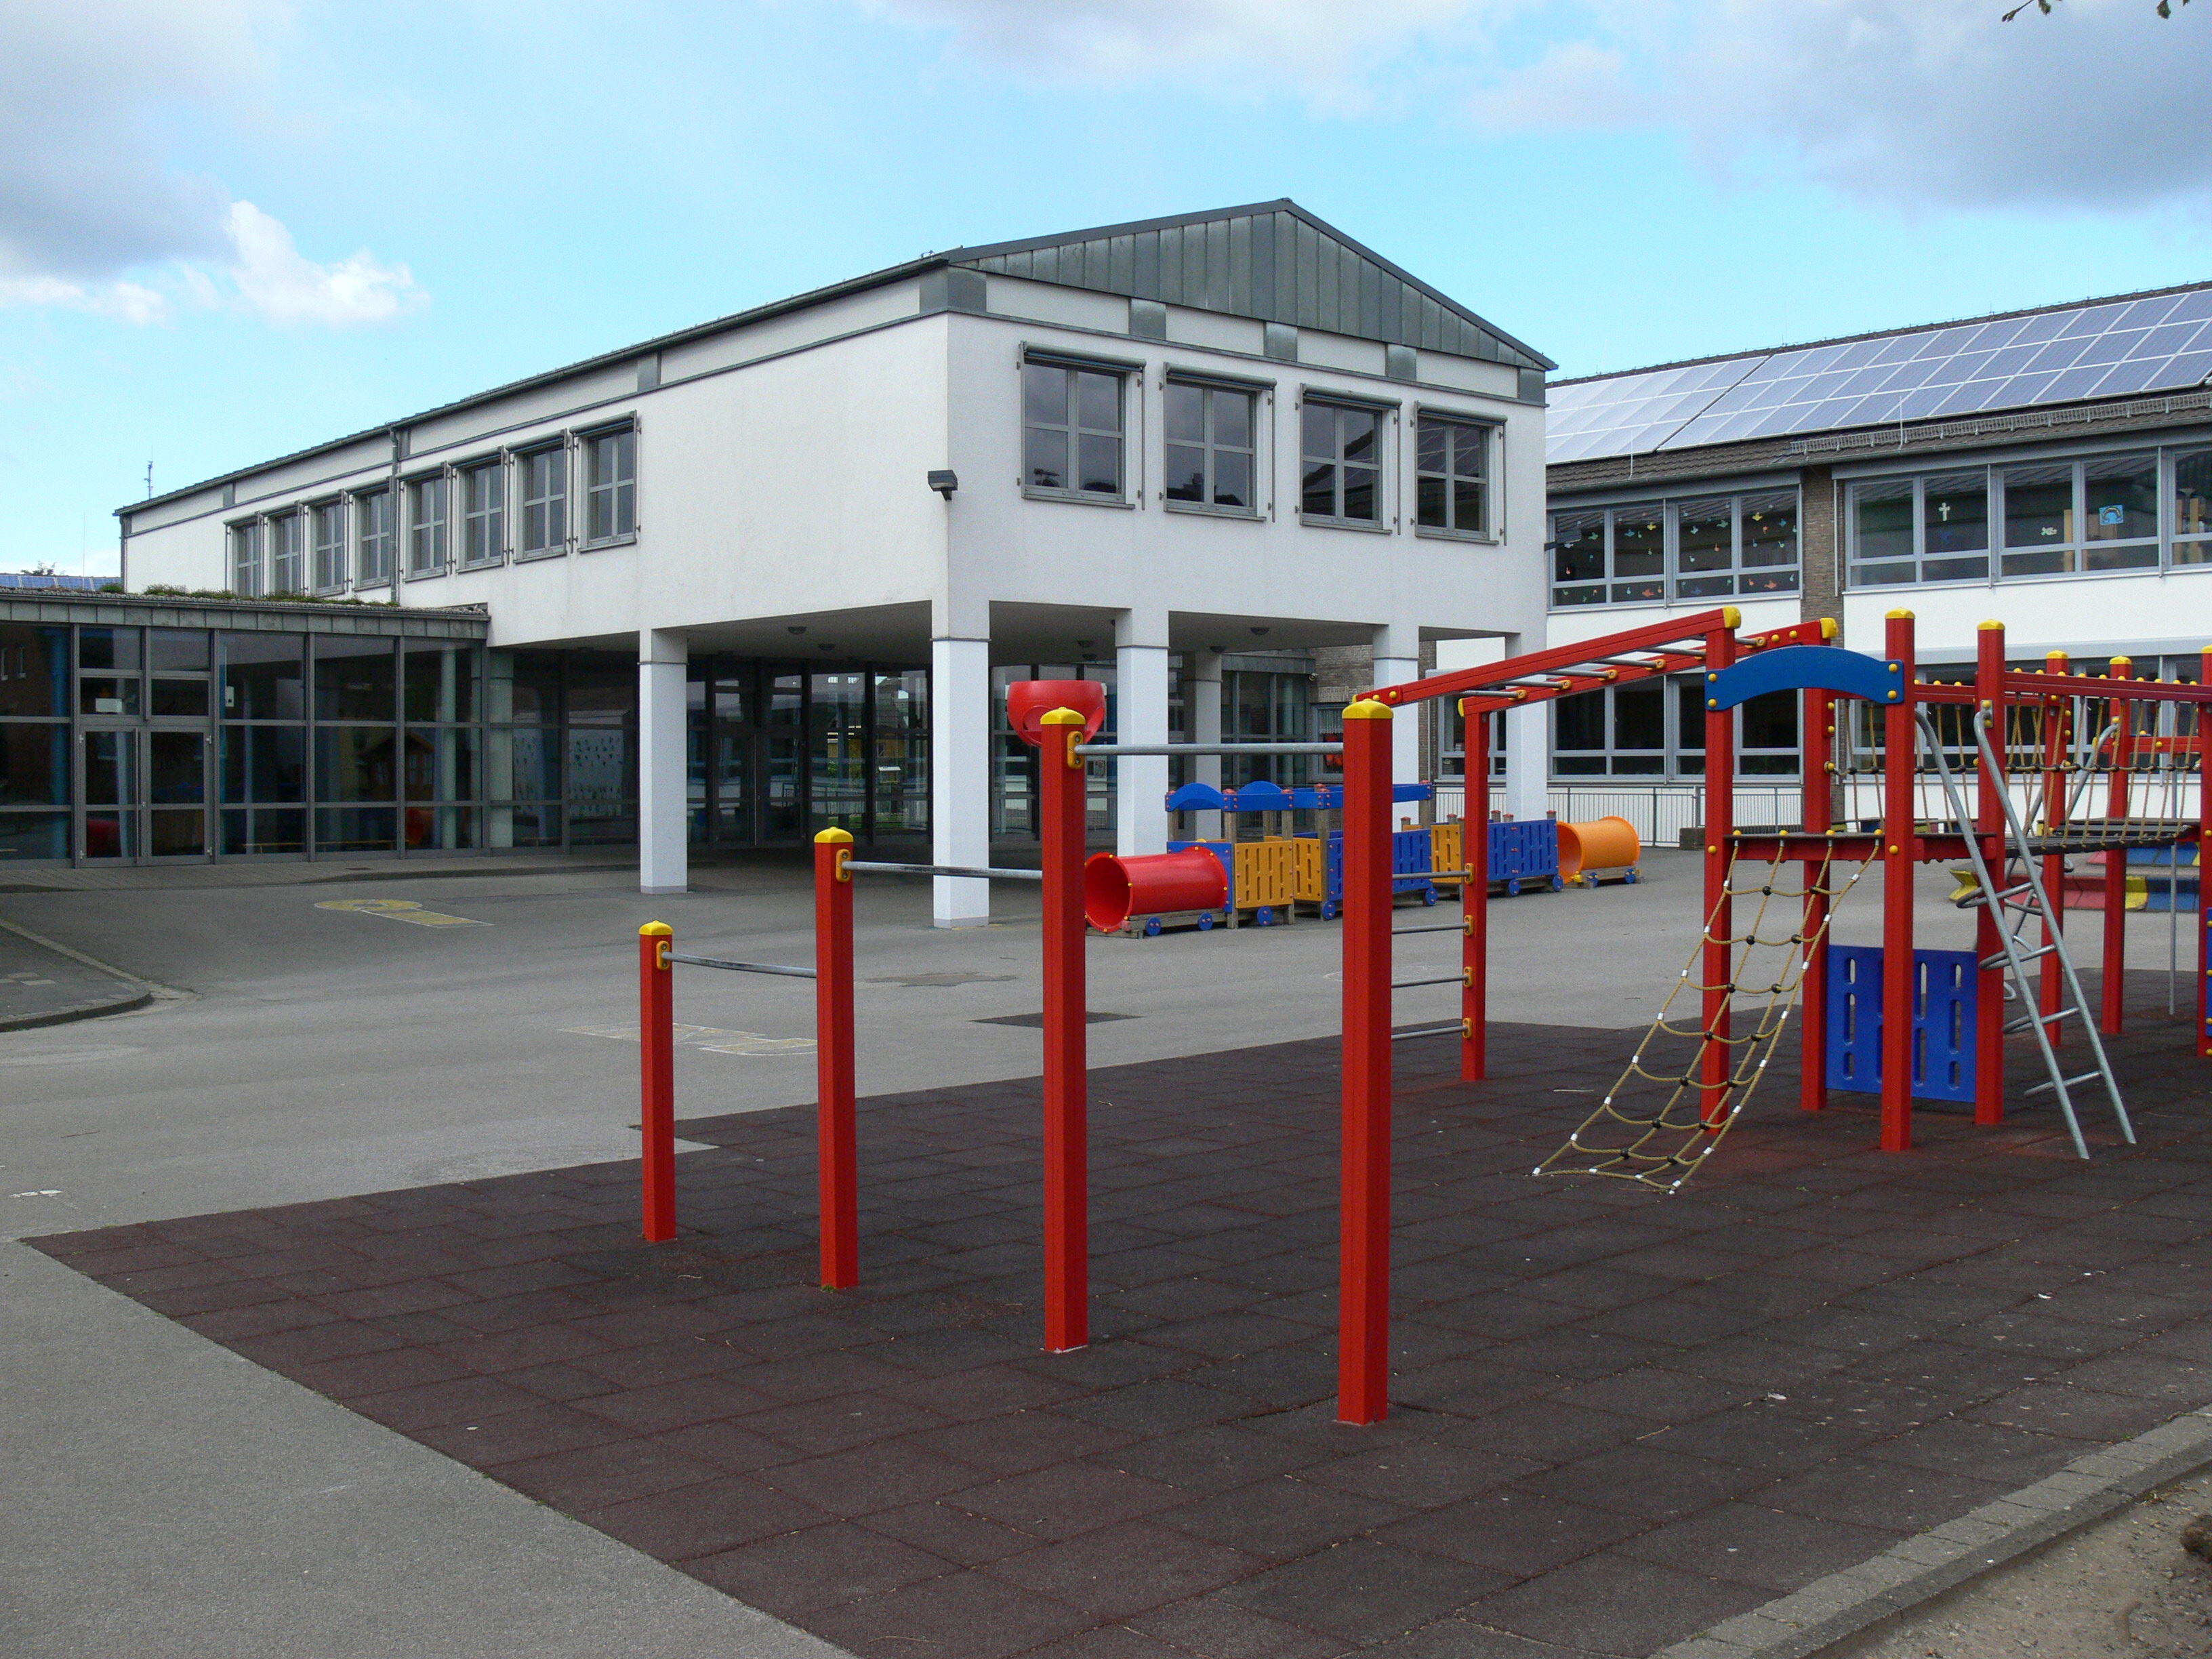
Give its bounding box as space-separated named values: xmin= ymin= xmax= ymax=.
xmin=1881 ymin=609 xmax=1918 ymax=1152
xmin=638 ymin=921 xmax=676 ymax=1243
xmin=814 ymin=829 xmax=859 ymax=1289
xmin=2201 ymin=647 xmax=2212 ymax=1061
xmin=1338 ymin=697 xmax=1393 ymax=1425
xmin=1038 ymin=708 xmax=1090 ymax=1353
xmin=1800 ymin=686 xmax=1832 ymax=1113
xmin=2102 ymin=657 xmax=2135 ymax=1036
xmin=1973 ymin=622 xmax=2008 ymax=1126
xmin=1462 ymin=701 xmax=1488 ymax=1083
xmin=2040 ymin=652 xmax=2070 ymax=1044
xmin=1700 ymin=616 xmax=1738 ymax=1126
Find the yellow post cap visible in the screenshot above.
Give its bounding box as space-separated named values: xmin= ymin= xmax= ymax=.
xmin=2110 ymin=655 xmax=2132 ymax=667
xmin=640 ymin=921 xmax=672 ymax=937
xmin=1819 ymin=617 xmax=1839 ymax=640
xmin=1978 ymin=619 xmax=2004 ymax=631
xmin=1343 ymin=698 xmax=1393 ymax=721
xmin=1039 ymin=708 xmax=1086 ymax=725
xmin=814 ymin=827 xmax=854 ymax=844
xmin=2047 ymin=649 xmax=2068 ymax=659
xmin=1885 ymin=609 xmax=1915 ymax=621
xmin=1721 ymin=606 xmax=1742 ymax=629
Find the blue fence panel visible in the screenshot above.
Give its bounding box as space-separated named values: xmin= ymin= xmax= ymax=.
xmin=1826 ymin=945 xmax=1978 ymax=1104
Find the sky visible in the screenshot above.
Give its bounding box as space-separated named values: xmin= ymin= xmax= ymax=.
xmin=4 ymin=0 xmax=2210 ymax=577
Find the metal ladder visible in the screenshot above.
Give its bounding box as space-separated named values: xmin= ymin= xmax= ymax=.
xmin=1918 ymin=707 xmax=2134 ymax=1160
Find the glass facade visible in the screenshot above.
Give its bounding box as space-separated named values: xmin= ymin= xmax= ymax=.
xmin=1551 ymin=680 xmax=1800 ymax=780
xmin=1550 ymin=491 xmax=1799 ymax=608
xmin=1847 ymin=446 xmax=2209 ymax=588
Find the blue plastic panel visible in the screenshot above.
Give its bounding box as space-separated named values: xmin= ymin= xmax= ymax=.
xmin=1164 ymin=783 xmax=1233 ymax=813
xmin=1705 ymin=645 xmax=1902 ymax=711
xmin=1486 ymin=819 xmax=1560 ymax=882
xmin=1826 ymin=945 xmax=1978 ymax=1104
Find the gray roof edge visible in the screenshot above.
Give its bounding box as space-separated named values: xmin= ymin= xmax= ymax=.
xmin=1551 ymin=274 xmax=2212 ymax=392
xmin=951 ymin=199 xmax=1557 ymax=372
xmin=120 ymin=255 xmax=949 ymax=519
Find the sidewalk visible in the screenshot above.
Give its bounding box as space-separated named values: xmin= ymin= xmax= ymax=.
xmin=0 ymin=921 xmax=157 ymax=1031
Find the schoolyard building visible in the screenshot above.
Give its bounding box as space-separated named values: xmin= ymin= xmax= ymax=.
xmin=1524 ymin=281 xmax=2212 ymax=840
xmin=96 ymin=202 xmax=1554 ymax=920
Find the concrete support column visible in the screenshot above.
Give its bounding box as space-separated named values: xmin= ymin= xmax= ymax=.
xmin=1370 ymin=630 xmax=1422 ymax=794
xmin=1505 ymin=702 xmax=1550 ymax=823
xmin=1187 ymin=647 xmax=1225 ymax=841
xmin=931 ymin=635 xmax=991 ymax=928
xmin=1115 ymin=613 xmax=1171 ymax=857
xmin=638 ymin=629 xmax=689 ymax=896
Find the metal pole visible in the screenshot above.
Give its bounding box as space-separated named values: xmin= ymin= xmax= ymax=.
xmin=2041 ymin=653 xmax=2070 ymax=1044
xmin=1881 ymin=609 xmax=1917 ymax=1153
xmin=1973 ymin=621 xmax=2007 ymax=1128
xmin=1700 ymin=611 xmax=1740 ymax=1126
xmin=1801 ymin=687 xmax=1832 ymax=1113
xmin=638 ymin=921 xmax=676 ymax=1243
xmin=1038 ymin=708 xmax=1089 ymax=1353
xmin=1338 ymin=696 xmax=1393 ymax=1425
xmin=2102 ymin=657 xmax=2133 ymax=1036
xmin=1463 ymin=702 xmax=1489 ymax=1082
xmin=814 ymin=829 xmax=858 ymax=1290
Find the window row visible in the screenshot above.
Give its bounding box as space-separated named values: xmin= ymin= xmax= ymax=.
xmin=1019 ymin=359 xmax=1497 ymax=537
xmin=1847 ymin=447 xmax=2212 ymax=586
xmin=1551 ymin=680 xmax=1801 ymax=779
xmin=226 ymin=424 xmax=636 ymax=597
xmin=1550 ymin=491 xmax=1801 ymax=609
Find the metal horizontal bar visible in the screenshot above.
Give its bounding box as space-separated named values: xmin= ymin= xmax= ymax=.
xmin=667 ymin=953 xmax=815 ymax=979
xmin=1392 ymin=923 xmax=1467 ymax=936
xmin=1390 ymin=1023 xmax=1469 ymax=1042
xmin=1391 ymin=975 xmax=1465 ymax=990
xmin=844 ymin=862 xmax=1044 ymax=882
xmin=1075 ymin=742 xmax=1344 ymax=757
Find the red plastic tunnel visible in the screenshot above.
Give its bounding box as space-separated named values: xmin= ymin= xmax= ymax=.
xmin=1083 ymin=848 xmax=1229 ymax=933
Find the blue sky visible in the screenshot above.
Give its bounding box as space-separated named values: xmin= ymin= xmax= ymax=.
xmin=4 ymin=0 xmax=2209 ymax=575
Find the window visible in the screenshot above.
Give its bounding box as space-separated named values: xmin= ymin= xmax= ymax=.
xmin=229 ymin=522 xmax=263 ymax=597
xmin=2082 ymin=453 xmax=2158 ymax=571
xmin=1164 ymin=381 xmax=1256 ymax=514
xmin=1300 ymin=402 xmax=1381 ymax=524
xmin=2178 ymin=450 xmax=2212 ymax=566
xmin=1675 ymin=498 xmax=1733 ymax=599
xmin=1023 ymin=363 xmax=1124 ymax=499
xmin=1552 ymin=677 xmax=1798 ymax=779
xmin=269 ymin=512 xmax=304 ymax=594
xmin=1414 ymin=417 xmax=1488 ymax=536
xmin=1738 ymin=491 xmax=1800 ymax=595
xmin=2001 ymin=462 xmax=2073 ymax=577
xmin=1849 ymin=472 xmax=1990 ymax=586
xmin=407 ymin=474 xmax=449 ymax=576
xmin=312 ymin=501 xmax=346 ymax=590
xmin=584 ymin=427 xmax=636 ymax=541
xmin=462 ymin=459 xmax=505 ymax=565
xmin=355 ymin=487 xmax=392 ymax=584
xmin=1550 ymin=508 xmax=1606 ymax=607
xmin=518 ymin=445 xmax=567 ymax=554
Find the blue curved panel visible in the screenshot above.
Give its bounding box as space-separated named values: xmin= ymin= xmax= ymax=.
xmin=1233 ymin=781 xmax=1293 ymax=811
xmin=1704 ymin=644 xmax=1904 ymax=711
xmin=1165 ymin=783 xmax=1233 ymax=812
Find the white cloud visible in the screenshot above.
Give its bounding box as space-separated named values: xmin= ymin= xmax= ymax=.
xmin=222 ymin=202 xmax=423 ymax=327
xmin=0 ymin=0 xmax=424 ymax=325
xmin=869 ymin=0 xmax=2212 ymax=212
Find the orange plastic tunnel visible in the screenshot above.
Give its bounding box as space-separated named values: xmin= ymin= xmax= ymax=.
xmin=1556 ymin=817 xmax=1641 ymax=882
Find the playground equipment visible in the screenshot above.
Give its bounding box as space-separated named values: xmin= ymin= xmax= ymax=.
xmin=634 ymin=606 xmax=2207 ymax=1427
xmin=1084 ymin=844 xmax=1230 ymax=933
xmin=1556 ymin=816 xmax=1641 ymax=886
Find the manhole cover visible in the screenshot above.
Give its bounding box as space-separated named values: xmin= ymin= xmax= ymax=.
xmin=972 ymin=1012 xmax=1139 ymax=1027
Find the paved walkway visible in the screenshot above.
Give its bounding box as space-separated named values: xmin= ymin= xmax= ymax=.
xmin=0 ymin=920 xmax=155 ymax=1030
xmin=31 ymin=1010 xmax=2212 ymax=1659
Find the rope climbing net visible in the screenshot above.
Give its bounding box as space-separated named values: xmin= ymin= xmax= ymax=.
xmin=1536 ymin=846 xmax=1877 ymax=1193
xmin=1837 ymin=693 xmax=2203 ymax=851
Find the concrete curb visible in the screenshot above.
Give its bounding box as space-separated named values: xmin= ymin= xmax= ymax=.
xmin=1652 ymin=1406 xmax=2212 ymax=1659
xmin=0 ymin=989 xmax=155 ymax=1032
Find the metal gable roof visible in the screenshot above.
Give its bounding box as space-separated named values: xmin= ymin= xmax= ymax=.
xmin=949 ymin=200 xmax=1553 ymax=373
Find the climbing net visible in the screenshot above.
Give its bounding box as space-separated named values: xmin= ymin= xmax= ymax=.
xmin=1536 ymin=845 xmax=1877 ymax=1193
xmin=1836 ymin=692 xmax=2202 ymax=850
